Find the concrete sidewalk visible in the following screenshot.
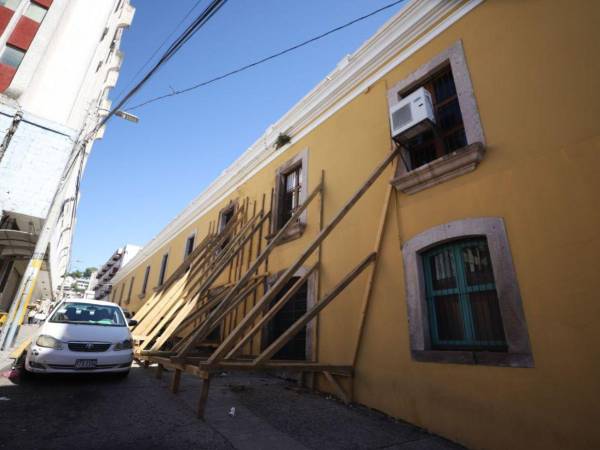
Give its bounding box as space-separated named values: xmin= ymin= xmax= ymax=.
xmin=158 ymin=368 xmax=466 ymax=450
xmin=0 ymin=324 xmax=38 ymax=371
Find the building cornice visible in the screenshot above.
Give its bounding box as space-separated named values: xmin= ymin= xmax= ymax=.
xmin=113 ymin=0 xmax=484 ymax=283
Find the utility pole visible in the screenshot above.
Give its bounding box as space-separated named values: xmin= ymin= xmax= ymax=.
xmin=0 ymin=139 xmax=86 ymax=350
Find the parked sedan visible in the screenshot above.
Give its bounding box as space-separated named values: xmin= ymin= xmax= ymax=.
xmin=25 ymin=299 xmax=137 ymax=376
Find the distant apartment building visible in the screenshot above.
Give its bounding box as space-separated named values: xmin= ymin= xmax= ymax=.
xmin=94 ymin=244 xmax=140 ymax=301
xmin=0 ymin=0 xmax=134 ymax=314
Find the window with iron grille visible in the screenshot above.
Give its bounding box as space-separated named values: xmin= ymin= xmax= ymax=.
xmin=422 ymin=237 xmax=506 ymax=351
xmin=278 ymin=165 xmax=302 ymax=228
xmin=403 ymin=66 xmax=467 ymax=170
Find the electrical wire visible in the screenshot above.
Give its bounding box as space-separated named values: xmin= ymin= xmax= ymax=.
xmin=126 ymin=0 xmax=405 ymax=111
xmin=93 ymin=0 xmax=228 ymax=135
xmin=113 ymin=0 xmax=207 ymax=103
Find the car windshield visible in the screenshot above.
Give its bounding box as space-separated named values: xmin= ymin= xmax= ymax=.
xmin=49 ymin=302 xmax=125 ymax=327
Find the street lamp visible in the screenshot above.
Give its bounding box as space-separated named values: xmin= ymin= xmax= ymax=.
xmin=98 ymin=108 xmax=140 ymax=124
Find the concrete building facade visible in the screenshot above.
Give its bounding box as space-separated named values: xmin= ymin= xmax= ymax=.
xmin=111 ymin=1 xmax=599 ymax=449
xmin=0 ymin=0 xmax=134 ymax=314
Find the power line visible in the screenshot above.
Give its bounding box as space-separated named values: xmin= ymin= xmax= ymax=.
xmin=127 ymin=0 xmax=405 ymax=111
xmin=94 ymin=0 xmax=228 ymax=135
xmin=113 ymin=0 xmax=207 ymax=103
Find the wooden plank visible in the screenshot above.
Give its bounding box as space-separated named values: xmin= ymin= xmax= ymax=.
xmin=253 ymin=252 xmax=376 ymax=365
xmin=172 ymin=278 xmax=262 ymax=354
xmin=225 ymin=262 xmax=319 ymax=359
xmin=134 ymin=277 xmax=187 ymax=338
xmin=352 ymin=184 xmax=392 ymax=367
xmin=184 ymin=212 xmax=267 ymax=304
xmin=323 ymin=371 xmax=350 ymax=404
xmin=171 ymin=369 xmax=182 ymax=393
xmin=206 ymin=149 xmax=397 ymax=364
xmin=139 ymin=297 xmax=186 ymax=351
xmin=150 ymin=297 xmax=199 ymax=351
xmin=180 ymin=358 xmax=353 ymax=376
xmin=197 ymin=374 xmax=211 ymax=419
xmin=132 ymin=233 xmax=216 ymax=324
xmin=178 ymin=181 xmax=324 ymax=359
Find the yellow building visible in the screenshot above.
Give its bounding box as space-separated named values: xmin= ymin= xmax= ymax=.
xmin=111 ymin=1 xmax=600 ymax=448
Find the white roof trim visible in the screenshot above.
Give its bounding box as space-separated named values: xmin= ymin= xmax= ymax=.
xmin=113 ymin=0 xmax=484 ymax=283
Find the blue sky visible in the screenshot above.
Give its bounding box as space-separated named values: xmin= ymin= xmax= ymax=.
xmin=70 ymin=0 xmax=405 ymax=271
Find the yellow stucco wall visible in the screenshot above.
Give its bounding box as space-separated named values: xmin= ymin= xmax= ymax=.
xmin=112 ymin=1 xmax=600 ymax=448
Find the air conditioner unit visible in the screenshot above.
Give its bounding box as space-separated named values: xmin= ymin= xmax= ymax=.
xmin=389 ymin=87 xmax=435 ymax=141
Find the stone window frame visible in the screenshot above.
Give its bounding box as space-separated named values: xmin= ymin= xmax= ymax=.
xmin=402 ymin=217 xmax=534 ymax=368
xmin=263 ymin=265 xmax=318 ymax=362
xmin=388 ymin=41 xmax=486 ymax=194
xmin=270 ymin=148 xmax=308 ymax=244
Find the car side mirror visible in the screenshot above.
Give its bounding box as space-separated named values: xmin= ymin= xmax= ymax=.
xmin=128 ymin=319 xmax=138 ymax=327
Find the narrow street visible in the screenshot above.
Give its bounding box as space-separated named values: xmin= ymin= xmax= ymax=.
xmin=0 ymin=364 xmax=463 ymax=450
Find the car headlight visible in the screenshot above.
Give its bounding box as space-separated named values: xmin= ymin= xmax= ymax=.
xmin=36 ymin=335 xmax=63 ymax=350
xmin=114 ymin=339 xmax=133 ymax=351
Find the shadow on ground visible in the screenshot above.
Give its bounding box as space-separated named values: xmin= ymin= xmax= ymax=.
xmin=0 ymin=364 xmax=466 ymax=450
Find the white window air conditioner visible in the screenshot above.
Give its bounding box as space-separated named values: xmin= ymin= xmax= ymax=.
xmin=389 ymin=87 xmax=435 ymax=141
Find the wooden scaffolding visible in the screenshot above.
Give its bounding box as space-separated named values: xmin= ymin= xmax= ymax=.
xmin=130 ymin=148 xmax=399 ymax=418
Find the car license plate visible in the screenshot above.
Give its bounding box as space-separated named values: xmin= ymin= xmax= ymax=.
xmin=75 ymin=359 xmax=97 ymax=369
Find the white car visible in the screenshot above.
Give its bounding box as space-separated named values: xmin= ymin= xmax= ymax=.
xmin=25 ymin=299 xmax=136 ymax=376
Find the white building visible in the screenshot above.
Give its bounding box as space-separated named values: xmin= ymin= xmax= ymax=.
xmin=0 ymin=1 xmax=134 ymax=314
xmin=94 ymin=244 xmax=140 ymax=301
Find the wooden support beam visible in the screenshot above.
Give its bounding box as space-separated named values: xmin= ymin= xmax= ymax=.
xmin=206 ymin=149 xmax=397 ymax=364
xmin=352 ymin=184 xmax=392 ymax=367
xmin=171 ymin=369 xmax=181 ymax=393
xmin=175 ymin=181 xmax=324 ymax=358
xmin=225 ymin=262 xmax=319 ymax=360
xmin=253 ymin=252 xmax=376 ymax=366
xmin=323 ymin=371 xmax=350 ymax=404
xmin=197 ymin=374 xmax=211 ymax=420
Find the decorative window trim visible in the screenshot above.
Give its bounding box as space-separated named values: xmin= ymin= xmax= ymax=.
xmin=402 ymin=217 xmax=533 ymax=368
xmin=388 ymin=41 xmax=485 ymax=194
xmin=270 ymin=148 xmax=308 ymax=244
xmin=392 ymin=142 xmax=485 ymax=194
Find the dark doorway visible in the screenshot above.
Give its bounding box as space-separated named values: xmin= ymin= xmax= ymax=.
xmin=265 ymin=277 xmax=308 ymax=360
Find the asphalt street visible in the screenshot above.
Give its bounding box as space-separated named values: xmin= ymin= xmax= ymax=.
xmin=0 ymin=364 xmax=465 ymax=450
